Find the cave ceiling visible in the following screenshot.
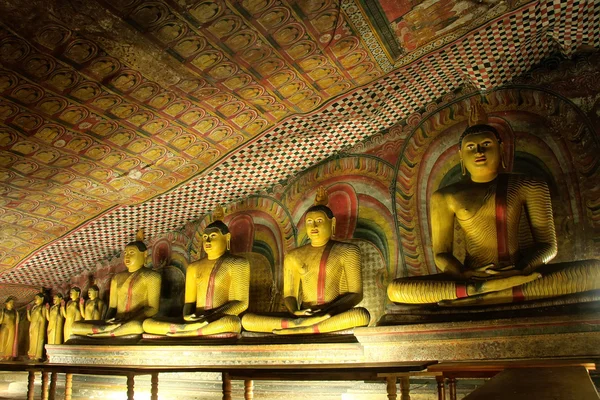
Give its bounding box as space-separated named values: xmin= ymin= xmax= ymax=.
xmin=0 ymin=0 xmax=598 ymax=287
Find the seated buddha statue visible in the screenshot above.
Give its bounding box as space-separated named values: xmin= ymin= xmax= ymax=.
xmin=45 ymin=293 xmax=64 ymax=345
xmin=388 ymin=114 xmax=600 ymax=307
xmin=143 ymin=208 xmax=250 ymax=337
xmin=71 ymin=230 xmax=161 ymax=337
xmin=242 ymin=188 xmax=371 ymax=334
xmin=0 ymin=297 xmax=19 ymax=360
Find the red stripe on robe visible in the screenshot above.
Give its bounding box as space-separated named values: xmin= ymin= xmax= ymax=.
xmin=317 ymin=242 xmax=335 ymax=305
xmin=205 ymin=258 xmax=224 ymax=310
xmin=495 ymin=174 xmax=511 ymax=264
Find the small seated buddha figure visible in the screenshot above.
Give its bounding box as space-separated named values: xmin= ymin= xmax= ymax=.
xmin=45 ymin=293 xmax=64 ymax=345
xmin=26 ymin=293 xmax=46 ymax=360
xmin=143 ymin=208 xmax=250 ymax=337
xmin=242 ymin=188 xmax=371 ymax=334
xmin=79 ymin=285 xmax=106 ymax=320
xmin=388 ymin=117 xmax=600 ymax=306
xmin=0 ymin=297 xmax=19 ymax=360
xmin=71 ymin=230 xmax=161 ymax=337
xmin=61 ymin=287 xmax=82 ymax=341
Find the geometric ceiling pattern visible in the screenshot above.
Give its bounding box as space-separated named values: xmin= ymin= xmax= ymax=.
xmin=0 ymin=0 xmax=598 ymax=287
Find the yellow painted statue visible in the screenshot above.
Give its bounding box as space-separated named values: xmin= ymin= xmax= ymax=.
xmin=79 ymin=285 xmax=106 ymax=320
xmin=26 ymin=293 xmax=46 ymax=360
xmin=45 ymin=293 xmax=64 ymax=345
xmin=242 ymin=188 xmax=370 ymax=334
xmin=61 ymin=287 xmax=82 ymax=341
xmin=71 ymin=230 xmax=161 ymax=337
xmin=388 ymin=112 xmax=600 ymax=306
xmin=0 ymin=297 xmax=19 ymax=360
xmin=143 ymin=209 xmax=250 ymax=337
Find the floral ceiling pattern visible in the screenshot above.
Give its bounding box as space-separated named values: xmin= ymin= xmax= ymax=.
xmin=0 ymin=0 xmax=598 ymax=286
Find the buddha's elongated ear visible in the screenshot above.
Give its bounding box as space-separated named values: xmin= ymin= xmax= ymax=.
xmin=459 ymin=150 xmax=466 ymax=176
xmin=225 ymin=232 xmax=231 ymax=251
xmin=331 ymin=217 xmax=336 ymax=237
xmin=500 ymin=142 xmax=507 ymax=170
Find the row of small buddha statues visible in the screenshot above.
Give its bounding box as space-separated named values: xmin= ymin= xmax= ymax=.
xmin=0 ymin=285 xmax=106 ymax=360
xmin=7 ymin=120 xmax=600 ymax=355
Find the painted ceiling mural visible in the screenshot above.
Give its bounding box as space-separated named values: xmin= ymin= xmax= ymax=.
xmin=0 ymin=0 xmax=598 ymax=287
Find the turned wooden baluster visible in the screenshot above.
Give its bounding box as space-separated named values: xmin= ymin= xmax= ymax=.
xmin=399 ymin=376 xmax=411 ymax=400
xmin=386 ymin=377 xmax=397 ymax=400
xmin=151 ymin=372 xmax=159 ymax=400
xmin=244 ymin=379 xmax=254 ymax=400
xmin=49 ymin=372 xmax=58 ymax=400
xmin=222 ymin=373 xmax=232 ymax=400
xmin=27 ymin=371 xmax=35 ymax=400
xmin=64 ymin=373 xmax=73 ymax=400
xmin=448 ymin=377 xmax=457 ymax=400
xmin=127 ymin=374 xmax=135 ymax=400
xmin=436 ymin=376 xmax=446 ymax=400
xmin=41 ymin=371 xmax=49 ymax=400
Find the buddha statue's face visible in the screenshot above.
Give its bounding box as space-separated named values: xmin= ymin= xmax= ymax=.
xmin=305 ymin=210 xmax=336 ymax=247
xmin=202 ymin=227 xmax=230 ymax=260
xmin=5 ymin=299 xmax=14 ymax=310
xmin=88 ymin=288 xmax=98 ymax=300
xmin=70 ymin=289 xmax=80 ymax=301
xmin=52 ymin=295 xmax=61 ymax=306
xmin=34 ymin=295 xmax=43 ymax=306
xmin=123 ymin=245 xmax=145 ymax=272
xmin=460 ymin=131 xmax=502 ymax=183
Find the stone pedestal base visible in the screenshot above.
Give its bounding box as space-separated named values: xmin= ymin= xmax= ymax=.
xmin=46 ymin=312 xmax=600 ymax=365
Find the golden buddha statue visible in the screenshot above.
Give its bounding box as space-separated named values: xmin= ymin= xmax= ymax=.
xmin=388 ymin=105 xmax=600 ymax=306
xmin=45 ymin=293 xmax=64 ymax=345
xmin=27 ymin=293 xmax=46 ymax=360
xmin=143 ymin=207 xmax=250 ymax=337
xmin=0 ymin=297 xmax=19 ymax=360
xmin=242 ymin=188 xmax=371 ymax=334
xmin=71 ymin=230 xmax=161 ymax=337
xmin=79 ymin=285 xmax=106 ymax=320
xmin=61 ymin=287 xmax=82 ymax=341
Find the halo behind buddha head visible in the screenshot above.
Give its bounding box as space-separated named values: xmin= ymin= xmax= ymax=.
xmin=127 ymin=228 xmax=148 ymax=252
xmin=205 ymin=205 xmax=230 ymax=234
xmin=459 ymin=100 xmax=502 ymax=148
xmin=306 ymin=187 xmax=334 ymax=219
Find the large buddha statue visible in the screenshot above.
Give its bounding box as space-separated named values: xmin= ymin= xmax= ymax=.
xmin=143 ymin=208 xmax=250 ymax=337
xmin=242 ymin=188 xmax=371 ymax=334
xmin=71 ymin=230 xmax=161 ymax=337
xmin=26 ymin=293 xmax=46 ymax=360
xmin=0 ymin=297 xmax=19 ymax=360
xmin=61 ymin=287 xmax=82 ymax=341
xmin=45 ymin=293 xmax=64 ymax=345
xmin=79 ymin=285 xmax=106 ymax=320
xmin=388 ymin=108 xmax=600 ymax=306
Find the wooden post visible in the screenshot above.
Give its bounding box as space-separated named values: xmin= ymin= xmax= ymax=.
xmin=27 ymin=371 xmax=35 ymax=400
xmin=399 ymin=376 xmax=411 ymax=400
xmin=127 ymin=374 xmax=135 ymax=400
xmin=436 ymin=376 xmax=446 ymax=400
xmin=244 ymin=379 xmax=254 ymax=400
xmin=64 ymin=373 xmax=73 ymax=400
xmin=41 ymin=371 xmax=49 ymax=400
xmin=386 ymin=376 xmax=397 ymax=400
xmin=49 ymin=372 xmax=57 ymax=400
xmin=222 ymin=372 xmax=232 ymax=400
xmin=151 ymin=372 xmax=159 ymax=400
xmin=448 ymin=377 xmax=457 ymax=400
